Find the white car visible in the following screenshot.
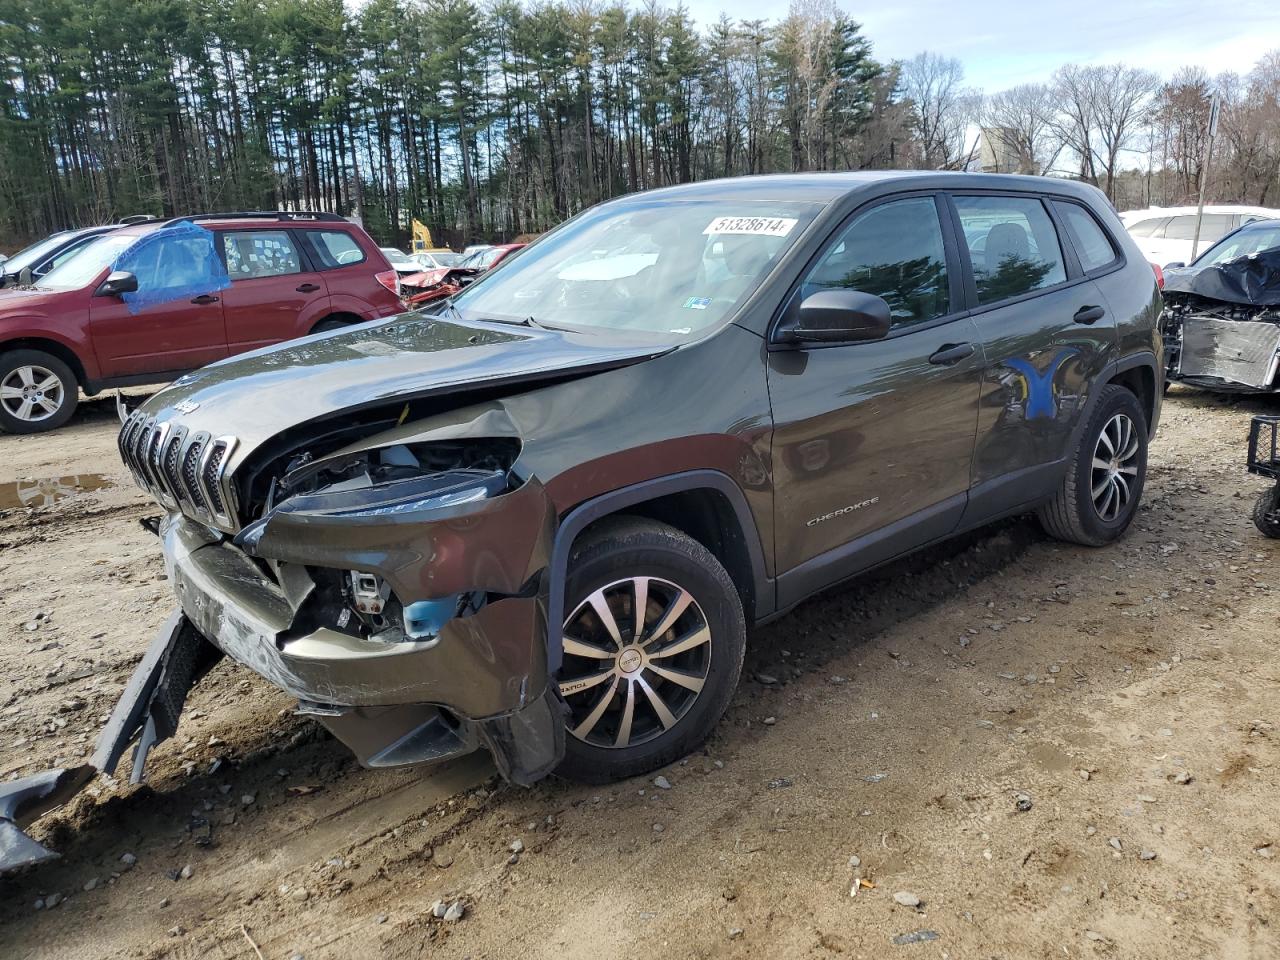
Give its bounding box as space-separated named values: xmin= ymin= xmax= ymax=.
xmin=1119 ymin=205 xmax=1278 ymax=267
xmin=381 ymin=247 xmax=461 ymax=274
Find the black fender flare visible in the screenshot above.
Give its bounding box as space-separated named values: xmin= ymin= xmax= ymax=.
xmin=545 ymin=470 xmax=771 ymax=673
xmin=1070 ymin=350 xmax=1162 ymax=449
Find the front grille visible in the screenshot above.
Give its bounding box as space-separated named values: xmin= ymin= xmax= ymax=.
xmin=180 ymin=439 xmax=208 ymax=513
xmin=118 ymin=411 xmax=239 ymax=530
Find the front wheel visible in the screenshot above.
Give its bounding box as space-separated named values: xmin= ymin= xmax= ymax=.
xmin=1252 ymin=487 xmax=1280 ymax=538
xmin=0 ymin=350 xmax=79 ymax=434
xmin=1038 ymin=384 xmax=1148 ymax=546
xmin=555 ymin=519 xmax=746 ymax=783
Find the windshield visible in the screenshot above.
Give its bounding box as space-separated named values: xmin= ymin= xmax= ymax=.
xmin=4 ymin=232 xmax=76 ymax=275
xmin=35 ymin=234 xmax=136 ymax=291
xmin=1197 ymin=222 xmax=1280 ymax=267
xmin=453 ymin=199 xmax=821 ymax=337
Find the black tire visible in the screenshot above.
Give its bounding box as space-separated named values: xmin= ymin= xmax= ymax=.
xmin=555 ymin=518 xmax=746 ymax=783
xmin=311 ymin=317 xmax=349 ymax=334
xmin=0 ymin=349 xmax=79 ymax=434
xmin=1038 ymin=384 xmax=1148 ymax=546
xmin=1252 ymin=487 xmax=1280 ymax=539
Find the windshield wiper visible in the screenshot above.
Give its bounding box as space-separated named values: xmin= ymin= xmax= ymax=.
xmin=515 ymin=315 xmax=579 ymax=333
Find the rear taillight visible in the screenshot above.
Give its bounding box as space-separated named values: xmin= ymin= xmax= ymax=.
xmin=1150 ymin=261 xmax=1164 ymax=290
xmin=375 ymin=269 xmax=401 ymax=298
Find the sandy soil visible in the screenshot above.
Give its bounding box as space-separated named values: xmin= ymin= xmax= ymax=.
xmin=1 ymin=386 xmax=1278 ymax=960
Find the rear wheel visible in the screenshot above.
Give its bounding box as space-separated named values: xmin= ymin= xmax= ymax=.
xmin=555 ymin=519 xmax=746 ymax=783
xmin=1038 ymin=384 xmax=1147 ymax=546
xmin=1252 ymin=487 xmax=1280 ymax=538
xmin=0 ymin=350 xmax=78 ymax=434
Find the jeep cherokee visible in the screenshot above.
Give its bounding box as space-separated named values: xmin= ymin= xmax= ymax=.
xmin=0 ymin=173 xmax=1165 ymax=864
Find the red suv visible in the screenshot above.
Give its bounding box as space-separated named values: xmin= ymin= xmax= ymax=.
xmin=0 ymin=212 xmax=403 ymax=433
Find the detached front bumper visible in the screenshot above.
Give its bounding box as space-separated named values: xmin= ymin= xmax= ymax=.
xmin=161 ymin=513 xmax=564 ymax=784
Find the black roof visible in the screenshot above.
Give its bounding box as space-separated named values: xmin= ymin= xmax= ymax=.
xmin=619 ymin=170 xmax=1106 ymax=205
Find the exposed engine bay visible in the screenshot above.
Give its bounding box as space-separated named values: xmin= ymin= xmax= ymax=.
xmin=1161 ymin=248 xmax=1280 ymax=393
xmin=237 ymin=433 xmax=524 ymax=648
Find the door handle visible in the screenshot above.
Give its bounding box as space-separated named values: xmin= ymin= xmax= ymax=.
xmin=296 ymin=283 xmax=321 ymax=293
xmin=1073 ymin=305 xmax=1106 ymax=325
xmin=191 ymin=294 xmax=219 ymax=305
xmin=928 ymin=342 xmax=975 ymax=366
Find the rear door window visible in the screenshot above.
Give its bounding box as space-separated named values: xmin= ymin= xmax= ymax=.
xmin=221 ymin=230 xmax=303 ymax=279
xmin=800 ymin=195 xmax=950 ymax=330
xmin=1054 ymin=201 xmax=1119 ymax=272
xmin=307 ymin=230 xmax=367 ymax=269
xmin=1163 ymin=214 xmax=1233 ymax=242
xmin=953 ymin=195 xmax=1067 ymax=305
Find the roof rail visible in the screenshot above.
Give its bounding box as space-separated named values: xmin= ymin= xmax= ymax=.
xmin=161 ymin=211 xmax=347 ymax=228
xmin=117 ymin=214 xmax=158 ymax=225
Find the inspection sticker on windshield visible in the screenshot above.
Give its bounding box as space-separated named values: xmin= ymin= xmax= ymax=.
xmin=703 ymin=216 xmax=797 ymax=237
xmin=683 ymin=297 xmax=712 ymax=310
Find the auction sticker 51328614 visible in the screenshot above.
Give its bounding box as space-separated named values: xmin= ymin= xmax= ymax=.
xmin=703 ymin=216 xmax=797 ymax=237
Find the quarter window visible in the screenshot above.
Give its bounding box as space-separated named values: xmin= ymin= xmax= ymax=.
xmin=1163 ymin=214 xmax=1232 ymax=242
xmin=954 ymin=195 xmax=1066 ymax=306
xmin=800 ymin=196 xmax=950 ymax=329
xmin=308 ymin=230 xmax=367 ymax=269
xmin=221 ymin=230 xmax=302 ymax=279
xmin=1054 ymin=201 xmax=1118 ymax=272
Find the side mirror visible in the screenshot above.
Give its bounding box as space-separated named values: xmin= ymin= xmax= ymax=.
xmin=1163 ymin=261 xmax=1186 ymax=270
xmin=18 ymin=267 xmax=32 ymax=286
xmin=96 ymin=270 xmax=138 ymax=297
xmin=778 ymin=289 xmax=892 ymax=345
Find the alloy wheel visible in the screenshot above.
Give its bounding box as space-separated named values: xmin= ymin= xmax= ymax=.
xmin=559 ymin=576 xmax=712 ymax=749
xmin=1090 ymin=412 xmax=1140 ymax=522
xmin=0 ymin=365 xmax=64 ymax=423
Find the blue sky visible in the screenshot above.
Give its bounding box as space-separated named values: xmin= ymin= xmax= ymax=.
xmin=680 ymin=0 xmax=1279 ymax=90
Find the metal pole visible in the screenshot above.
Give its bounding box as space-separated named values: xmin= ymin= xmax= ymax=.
xmin=1190 ymin=91 xmax=1220 ymax=261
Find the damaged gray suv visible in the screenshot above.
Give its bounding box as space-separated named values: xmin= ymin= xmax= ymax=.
xmin=2 ymin=173 xmax=1165 ymax=866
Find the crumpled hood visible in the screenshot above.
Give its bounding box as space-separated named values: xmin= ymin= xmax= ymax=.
xmin=1164 ymin=247 xmax=1280 ymax=306
xmin=136 ymin=311 xmax=670 ymax=459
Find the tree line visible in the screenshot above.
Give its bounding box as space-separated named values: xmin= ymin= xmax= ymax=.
xmin=0 ymin=0 xmax=1277 ymax=250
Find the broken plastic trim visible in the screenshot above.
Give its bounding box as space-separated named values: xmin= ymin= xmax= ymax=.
xmin=0 ymin=611 xmax=221 ymax=872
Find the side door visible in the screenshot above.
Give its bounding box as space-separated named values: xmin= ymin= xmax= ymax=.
xmin=950 ymin=192 xmax=1118 ymax=520
xmin=218 ymin=229 xmax=331 ymax=353
xmin=767 ymin=194 xmax=985 ymax=608
xmin=88 ymin=231 xmax=228 ymax=378
xmin=297 ymin=227 xmax=400 ymax=320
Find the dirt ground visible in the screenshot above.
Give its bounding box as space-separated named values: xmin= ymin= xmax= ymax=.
xmin=1 ymin=386 xmax=1277 ymax=960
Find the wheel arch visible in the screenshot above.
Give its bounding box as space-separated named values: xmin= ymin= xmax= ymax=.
xmin=1068 ymin=352 xmax=1160 ymax=453
xmin=0 ymin=337 xmax=87 ymax=388
xmin=547 ymin=471 xmax=772 ymax=673
xmin=1106 ymin=359 xmax=1157 ymax=436
xmin=309 ymin=311 xmax=365 ymax=335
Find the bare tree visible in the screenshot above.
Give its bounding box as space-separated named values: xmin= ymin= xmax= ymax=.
xmin=982 ymin=83 xmax=1061 ymax=174
xmin=1217 ymin=52 xmax=1280 ymax=204
xmin=1151 ymin=67 xmax=1212 ymax=202
xmin=900 ymin=51 xmax=980 ymax=170
xmin=1051 ymin=63 xmax=1159 ymax=201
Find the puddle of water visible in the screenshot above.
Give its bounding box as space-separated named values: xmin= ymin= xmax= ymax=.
xmin=0 ymin=474 xmax=115 ymax=509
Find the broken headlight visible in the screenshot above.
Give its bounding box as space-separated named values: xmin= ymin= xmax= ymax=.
xmin=270 ymin=469 xmax=505 ymax=520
